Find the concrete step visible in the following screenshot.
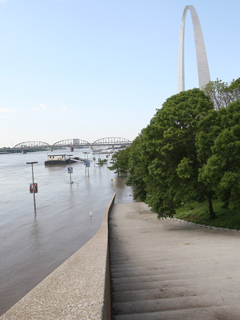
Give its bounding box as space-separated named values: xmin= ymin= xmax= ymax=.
xmin=110 ymin=252 xmax=240 ymax=266
xmin=110 ymin=262 xmax=239 ymax=279
xmin=112 ymin=292 xmax=239 ymax=315
xmin=110 ymin=255 xmax=239 ymax=269
xmin=110 ymin=250 xmax=239 ymax=263
xmin=112 ymin=282 xmax=240 ymax=303
xmin=112 ymin=273 xmax=240 ymax=291
xmin=109 ymin=202 xmax=240 ymax=319
xmin=112 ymin=305 xmax=240 ymax=320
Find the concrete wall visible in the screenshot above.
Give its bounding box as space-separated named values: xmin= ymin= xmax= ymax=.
xmin=1 ymin=194 xmax=116 ymax=320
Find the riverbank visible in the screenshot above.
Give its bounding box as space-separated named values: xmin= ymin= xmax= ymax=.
xmin=2 ymin=200 xmax=240 ymax=319
xmin=0 ymin=150 xmax=134 ymax=316
xmin=1 ymin=194 xmax=115 ymax=320
xmin=175 ymin=200 xmax=240 ymax=230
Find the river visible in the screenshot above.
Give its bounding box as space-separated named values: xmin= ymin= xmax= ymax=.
xmin=0 ymin=149 xmax=134 ymax=315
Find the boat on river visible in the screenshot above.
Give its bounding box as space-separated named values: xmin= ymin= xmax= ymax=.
xmin=44 ymin=154 xmax=82 ymax=165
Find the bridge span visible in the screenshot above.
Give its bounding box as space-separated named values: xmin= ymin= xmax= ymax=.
xmin=6 ymin=137 xmax=132 ymax=151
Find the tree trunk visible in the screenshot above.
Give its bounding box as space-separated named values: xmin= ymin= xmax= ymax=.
xmin=208 ymin=197 xmax=216 ymax=219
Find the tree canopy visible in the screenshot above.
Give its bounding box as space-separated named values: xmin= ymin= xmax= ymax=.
xmin=108 ymin=148 xmax=130 ymax=177
xmin=203 ymin=78 xmax=240 ymax=110
xmin=198 ymin=100 xmax=240 ymax=209
xmin=108 ymin=78 xmax=240 ymax=220
xmin=126 ymin=89 xmax=215 ymax=218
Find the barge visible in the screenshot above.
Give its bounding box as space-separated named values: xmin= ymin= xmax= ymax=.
xmin=45 ymin=154 xmax=79 ymax=165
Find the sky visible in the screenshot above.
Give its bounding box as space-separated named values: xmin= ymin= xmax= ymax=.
xmin=0 ymin=0 xmax=239 ymax=147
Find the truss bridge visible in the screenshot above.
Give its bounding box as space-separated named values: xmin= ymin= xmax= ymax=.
xmin=9 ymin=137 xmax=132 ymax=152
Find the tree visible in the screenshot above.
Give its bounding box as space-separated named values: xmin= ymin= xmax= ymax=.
xmin=108 ymin=148 xmax=130 ymax=177
xmin=97 ymin=159 xmax=108 ymax=166
xmin=127 ymin=88 xmax=216 ymax=218
xmin=126 ymin=135 xmax=148 ymax=201
xmin=198 ymin=100 xmax=240 ymax=209
xmin=203 ymin=78 xmax=240 ymax=110
xmin=228 ymin=77 xmax=240 ymax=100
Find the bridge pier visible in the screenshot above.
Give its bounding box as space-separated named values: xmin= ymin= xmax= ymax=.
xmin=22 ymin=150 xmax=27 ymax=154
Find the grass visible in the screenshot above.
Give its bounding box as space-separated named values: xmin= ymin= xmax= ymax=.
xmin=175 ymin=200 xmax=240 ymax=230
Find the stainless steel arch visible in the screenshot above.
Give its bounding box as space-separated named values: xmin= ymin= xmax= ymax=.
xmin=178 ymin=5 xmax=210 ymax=92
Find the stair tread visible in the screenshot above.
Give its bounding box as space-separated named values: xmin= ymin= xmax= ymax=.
xmin=112 ymin=293 xmax=240 ymax=315
xmin=112 ymin=305 xmax=240 ymax=320
xmin=109 ymin=202 xmax=240 ymax=319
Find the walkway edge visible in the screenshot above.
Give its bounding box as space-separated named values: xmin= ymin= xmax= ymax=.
xmin=172 ymin=217 xmax=240 ymax=233
xmin=1 ymin=194 xmax=116 ymax=320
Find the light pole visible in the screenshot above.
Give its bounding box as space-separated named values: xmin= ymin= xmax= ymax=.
xmin=83 ymin=152 xmax=90 ymax=176
xmin=26 ymin=161 xmax=38 ymax=215
xmin=67 ymin=155 xmax=73 ymax=184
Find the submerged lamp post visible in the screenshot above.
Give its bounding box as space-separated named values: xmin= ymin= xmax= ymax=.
xmin=26 ymin=161 xmax=38 ymax=215
xmin=67 ymin=155 xmax=73 ymax=184
xmin=83 ymin=152 xmax=90 ymax=176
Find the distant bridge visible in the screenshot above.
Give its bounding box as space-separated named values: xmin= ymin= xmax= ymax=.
xmin=11 ymin=137 xmax=132 ymax=150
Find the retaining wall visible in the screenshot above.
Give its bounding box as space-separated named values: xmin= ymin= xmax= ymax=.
xmin=1 ymin=194 xmax=116 ymax=320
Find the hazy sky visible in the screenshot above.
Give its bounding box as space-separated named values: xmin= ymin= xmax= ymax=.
xmin=0 ymin=0 xmax=239 ymax=147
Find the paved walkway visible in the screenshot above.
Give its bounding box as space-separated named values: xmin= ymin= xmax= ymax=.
xmin=109 ymin=202 xmax=240 ymax=320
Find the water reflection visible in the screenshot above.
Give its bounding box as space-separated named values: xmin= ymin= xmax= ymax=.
xmin=30 ymin=216 xmax=40 ymax=249
xmin=45 ymin=165 xmax=66 ymax=173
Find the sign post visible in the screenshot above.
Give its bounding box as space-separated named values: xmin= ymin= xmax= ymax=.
xmin=26 ymin=161 xmax=38 ymax=215
xmin=83 ymin=152 xmax=90 ymax=176
xmin=67 ymin=155 xmax=73 ymax=184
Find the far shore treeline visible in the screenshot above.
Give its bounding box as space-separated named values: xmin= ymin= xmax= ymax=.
xmin=108 ymin=78 xmax=240 ymax=221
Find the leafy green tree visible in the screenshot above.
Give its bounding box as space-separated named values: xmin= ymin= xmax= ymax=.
xmin=228 ymin=78 xmax=240 ymax=100
xmin=97 ymin=159 xmax=108 ymax=166
xmin=126 ymin=135 xmax=148 ymax=201
xmin=198 ymin=100 xmax=240 ymax=209
xmin=108 ymin=148 xmax=130 ymax=177
xmin=126 ymin=81 xmax=240 ymax=219
xmin=195 ymin=108 xmax=225 ymax=218
xmin=127 ymin=88 xmax=215 ymax=218
xmin=203 ymin=78 xmax=240 ymax=110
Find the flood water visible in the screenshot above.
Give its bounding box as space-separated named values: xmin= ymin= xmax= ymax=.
xmin=0 ymin=149 xmax=134 ymax=315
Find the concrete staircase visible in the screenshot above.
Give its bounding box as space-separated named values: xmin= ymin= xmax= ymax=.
xmin=109 ymin=202 xmax=240 ymax=320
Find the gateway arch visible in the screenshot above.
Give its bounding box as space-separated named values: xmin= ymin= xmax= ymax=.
xmin=178 ymin=5 xmax=210 ymax=92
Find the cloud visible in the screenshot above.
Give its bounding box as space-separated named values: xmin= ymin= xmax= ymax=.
xmin=33 ymin=104 xmax=48 ymax=112
xmin=39 ymin=104 xmax=47 ymax=110
xmin=0 ymin=108 xmax=14 ymax=113
xmin=58 ymin=105 xmax=67 ymax=111
xmin=0 ymin=0 xmax=9 ymax=3
xmin=0 ymin=116 xmax=7 ymax=119
xmin=33 ymin=103 xmax=67 ymax=112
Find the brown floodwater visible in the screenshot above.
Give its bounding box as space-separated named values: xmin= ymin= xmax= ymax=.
xmin=0 ymin=150 xmax=134 ymax=315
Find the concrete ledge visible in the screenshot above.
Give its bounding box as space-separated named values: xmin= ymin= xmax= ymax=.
xmin=1 ymin=194 xmax=116 ymax=320
xmin=172 ymin=217 xmax=240 ymax=232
